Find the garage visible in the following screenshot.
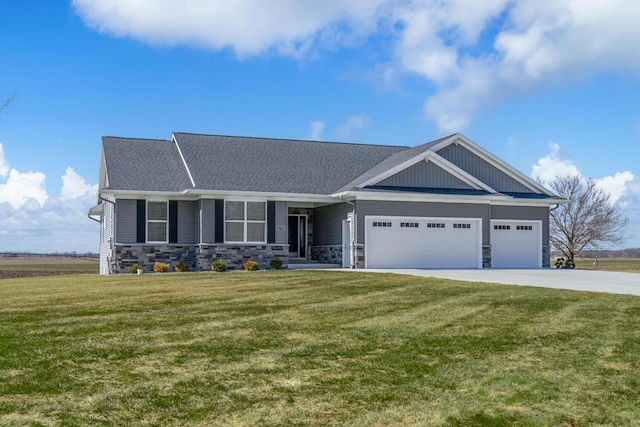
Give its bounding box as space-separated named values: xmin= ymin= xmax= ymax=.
xmin=490 ymin=220 xmax=542 ymax=268
xmin=365 ymin=216 xmax=482 ymax=269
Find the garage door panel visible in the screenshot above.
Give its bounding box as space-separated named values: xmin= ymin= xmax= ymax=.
xmin=366 ymin=217 xmax=481 ymax=269
xmin=491 ymin=221 xmax=541 ymax=268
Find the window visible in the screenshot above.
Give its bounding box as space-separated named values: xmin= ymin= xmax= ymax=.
xmin=225 ymin=201 xmax=266 ymax=242
xmin=426 ymin=223 xmax=446 ymax=229
xmin=372 ymin=221 xmax=392 ymax=227
xmin=147 ymin=201 xmax=168 ymax=242
xmin=453 ymin=223 xmax=471 ymax=229
xmin=494 ymin=225 xmax=510 ymax=230
xmin=517 ymin=225 xmax=533 ymax=231
xmin=401 ymin=222 xmax=419 ymax=228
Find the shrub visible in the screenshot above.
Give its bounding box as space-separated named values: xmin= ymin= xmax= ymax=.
xmin=154 ymin=262 xmax=170 ymax=273
xmin=269 ymin=257 xmax=284 ymax=270
xmin=175 ymin=262 xmax=190 ymax=272
xmin=244 ymin=260 xmax=260 ymax=271
xmin=128 ymin=264 xmax=142 ymax=274
xmin=211 ymin=260 xmax=227 ymax=272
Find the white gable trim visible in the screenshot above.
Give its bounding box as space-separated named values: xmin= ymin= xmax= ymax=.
xmin=356 ymin=150 xmax=497 ymax=193
xmin=430 ymin=134 xmax=552 ymax=195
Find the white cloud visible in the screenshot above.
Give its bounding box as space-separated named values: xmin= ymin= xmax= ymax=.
xmin=335 ymin=115 xmax=371 ymax=139
xmin=595 ymin=172 xmax=634 ymax=205
xmin=74 ymin=1 xmax=640 ymax=131
xmin=0 ymin=169 xmax=48 ymax=209
xmin=308 ymin=121 xmax=325 ymax=141
xmin=0 ymin=151 xmax=98 ymax=253
xmin=533 ymin=142 xmax=635 ymax=205
xmin=61 ymin=167 xmax=98 ymax=200
xmin=73 ymin=0 xmax=387 ymax=58
xmin=531 ymin=142 xmax=580 ymax=184
xmin=0 ymin=143 xmax=9 ymax=178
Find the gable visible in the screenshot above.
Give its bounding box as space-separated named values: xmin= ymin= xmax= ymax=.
xmin=436 ymin=143 xmax=535 ymax=194
xmin=376 ymin=159 xmax=475 ymax=190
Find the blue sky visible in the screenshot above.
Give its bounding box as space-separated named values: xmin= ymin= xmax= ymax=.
xmin=1 ymin=0 xmax=639 ymax=253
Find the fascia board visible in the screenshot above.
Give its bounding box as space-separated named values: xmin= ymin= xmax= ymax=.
xmin=343 ymin=190 xmax=563 ymax=207
xmin=183 ymin=189 xmax=336 ymax=203
xmin=99 ymin=189 xmax=191 ymax=198
xmin=172 ymin=133 xmax=196 ymax=187
xmin=344 ymin=190 xmax=502 ymax=205
xmin=431 ymin=134 xmax=554 ymax=196
xmin=101 ymin=188 xmax=336 ymax=203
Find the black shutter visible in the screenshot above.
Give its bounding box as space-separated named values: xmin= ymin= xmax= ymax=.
xmin=136 ymin=200 xmax=146 ymax=243
xmin=169 ymin=201 xmax=178 ymax=243
xmin=214 ymin=199 xmax=224 ymax=243
xmin=267 ymin=201 xmax=276 ymax=244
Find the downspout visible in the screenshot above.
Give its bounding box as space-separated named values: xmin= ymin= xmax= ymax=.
xmin=99 ymin=195 xmax=117 ymax=250
xmin=343 ymin=198 xmax=357 ymax=269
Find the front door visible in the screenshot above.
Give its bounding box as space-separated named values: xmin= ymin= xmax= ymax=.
xmin=288 ymin=215 xmax=307 ymax=259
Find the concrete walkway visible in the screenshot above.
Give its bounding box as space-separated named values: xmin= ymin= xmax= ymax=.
xmin=357 ymin=269 xmax=640 ymax=296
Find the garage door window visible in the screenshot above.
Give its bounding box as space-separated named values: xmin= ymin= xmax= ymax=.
xmin=517 ymin=225 xmax=533 ymax=230
xmin=401 ymin=222 xmax=419 ymax=228
xmin=427 ymin=223 xmax=445 ymax=228
xmin=494 ymin=225 xmax=510 ymax=230
xmin=453 ymin=223 xmax=471 ymax=229
xmin=373 ymin=222 xmax=392 ymax=227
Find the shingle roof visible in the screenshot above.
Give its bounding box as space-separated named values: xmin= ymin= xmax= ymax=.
xmin=173 ymin=133 xmax=406 ymax=194
xmin=100 ymin=132 xmax=558 ymax=200
xmin=102 ymin=137 xmax=194 ymax=192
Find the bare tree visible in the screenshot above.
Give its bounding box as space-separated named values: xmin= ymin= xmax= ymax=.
xmin=549 ymin=174 xmax=627 ymax=263
xmin=0 ymin=93 xmax=16 ymax=115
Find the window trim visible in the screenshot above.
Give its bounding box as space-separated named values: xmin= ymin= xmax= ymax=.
xmin=224 ymin=200 xmax=267 ymax=243
xmin=147 ymin=200 xmax=168 ymax=243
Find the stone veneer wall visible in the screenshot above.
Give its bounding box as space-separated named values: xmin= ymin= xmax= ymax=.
xmin=113 ymin=244 xmax=288 ymax=273
xmin=353 ymin=244 xmax=366 ymax=269
xmin=483 ymin=245 xmax=491 ymax=268
xmin=197 ymin=244 xmax=288 ymax=271
xmin=311 ymin=245 xmax=342 ymax=265
xmin=114 ymin=244 xmax=198 ymax=273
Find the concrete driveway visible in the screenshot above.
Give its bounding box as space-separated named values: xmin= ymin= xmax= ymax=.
xmin=362 ymin=269 xmax=640 ymax=296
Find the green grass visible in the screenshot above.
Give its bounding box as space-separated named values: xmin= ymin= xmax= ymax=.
xmin=1 ymin=271 xmax=640 ymax=426
xmin=573 ymin=258 xmax=640 ymax=273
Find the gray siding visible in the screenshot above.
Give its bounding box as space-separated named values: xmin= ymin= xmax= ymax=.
xmin=178 ymin=201 xmax=197 ymax=244
xmin=355 ymin=200 xmax=491 ymax=244
xmin=314 ymin=203 xmax=353 ymax=245
xmin=201 ymin=199 xmax=216 ymax=243
xmin=437 ymin=144 xmax=533 ymax=193
xmin=275 ymin=201 xmax=287 ymax=244
xmin=377 ymin=160 xmax=474 ymax=189
xmin=195 ymin=200 xmax=202 ymax=244
xmin=491 ymin=205 xmax=550 ymax=245
xmin=115 ymin=199 xmax=137 ymax=243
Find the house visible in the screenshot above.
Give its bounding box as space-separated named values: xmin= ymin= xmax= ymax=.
xmin=88 ymin=132 xmax=563 ymax=274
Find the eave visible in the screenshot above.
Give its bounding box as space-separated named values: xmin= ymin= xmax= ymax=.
xmin=333 ymin=189 xmax=565 ymax=207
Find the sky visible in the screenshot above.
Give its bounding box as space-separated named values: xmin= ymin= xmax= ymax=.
xmin=1 ymin=0 xmax=640 ymax=253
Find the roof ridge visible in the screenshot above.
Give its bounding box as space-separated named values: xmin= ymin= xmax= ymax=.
xmin=102 ymin=136 xmax=171 ymax=142
xmin=172 ymin=131 xmax=409 ymax=149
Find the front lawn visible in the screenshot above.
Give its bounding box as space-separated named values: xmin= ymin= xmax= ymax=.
xmin=1 ymin=271 xmax=639 ymax=426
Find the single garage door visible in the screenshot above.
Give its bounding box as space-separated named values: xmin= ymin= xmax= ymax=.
xmin=490 ymin=220 xmax=542 ymax=268
xmin=366 ymin=216 xmax=482 ymax=269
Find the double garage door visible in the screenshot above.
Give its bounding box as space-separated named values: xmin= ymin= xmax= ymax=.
xmin=366 ymin=217 xmax=482 ymax=269
xmin=365 ymin=216 xmax=541 ymax=269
